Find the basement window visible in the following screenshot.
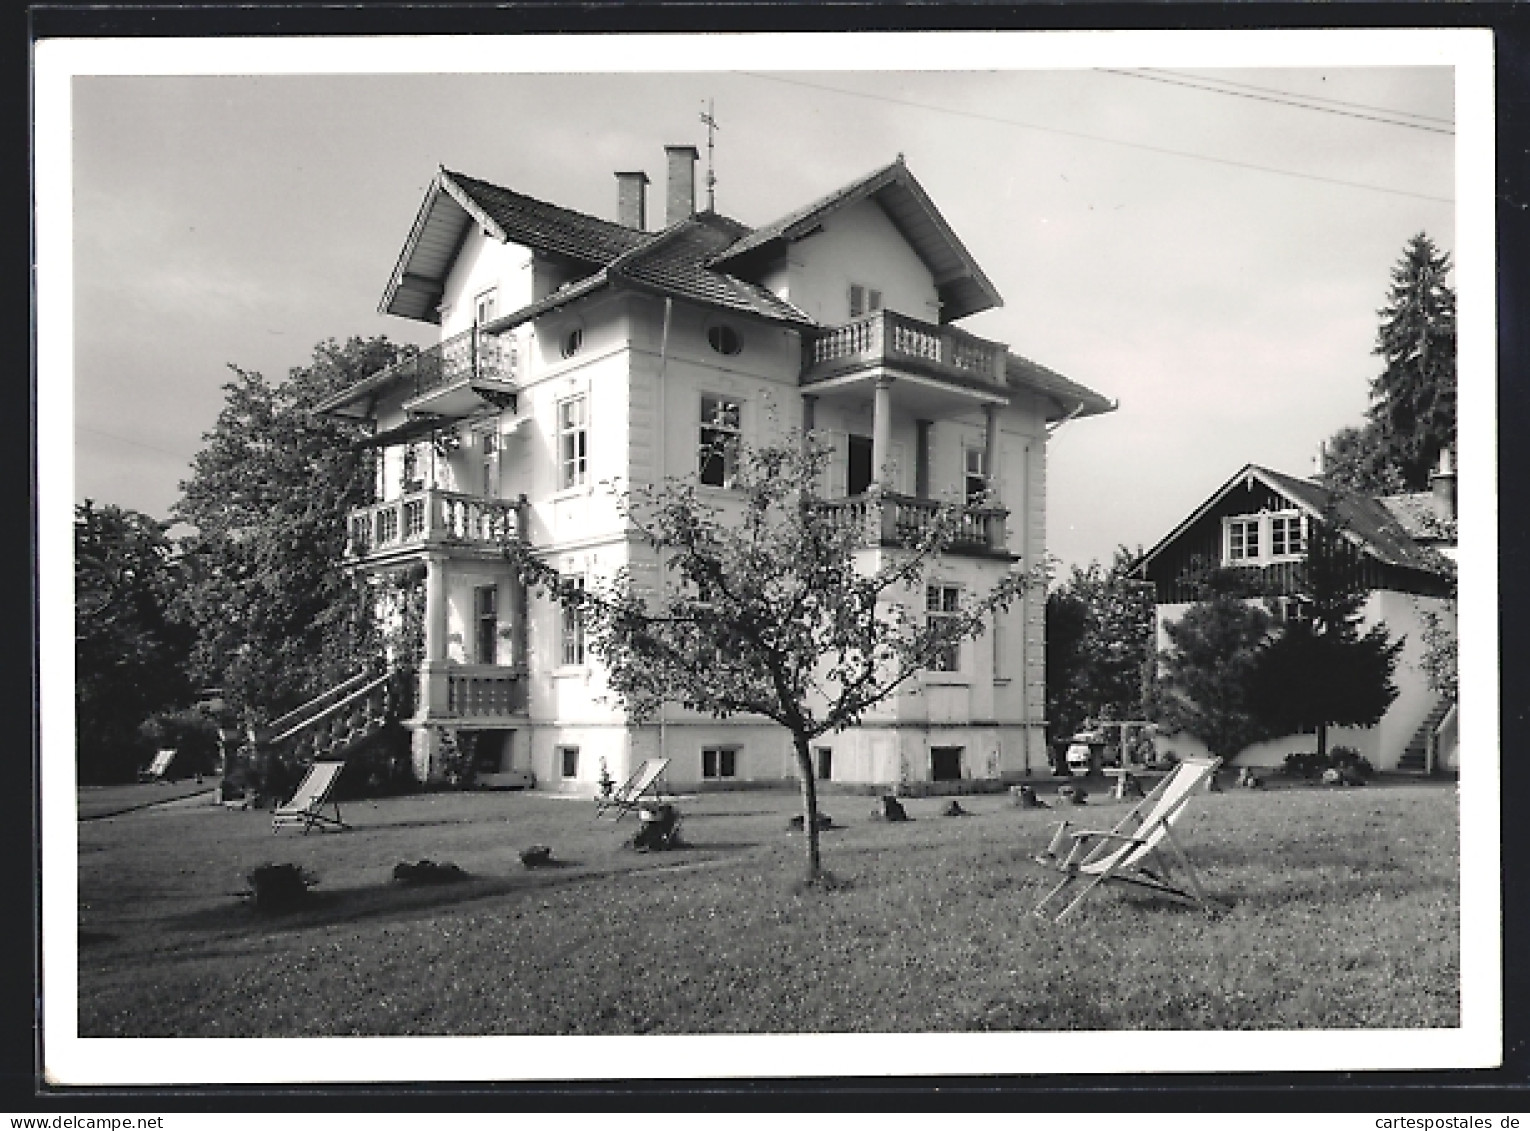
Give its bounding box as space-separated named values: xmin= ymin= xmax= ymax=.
xmin=702 ymin=746 xmax=739 ymax=779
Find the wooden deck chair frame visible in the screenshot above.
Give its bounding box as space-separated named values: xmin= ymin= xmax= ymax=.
xmin=271 ymin=760 xmax=348 ymax=834
xmin=595 ymin=758 xmax=670 ymax=820
xmin=1032 ymin=756 xmax=1220 ymax=922
xmin=139 ymin=749 xmax=176 ymax=783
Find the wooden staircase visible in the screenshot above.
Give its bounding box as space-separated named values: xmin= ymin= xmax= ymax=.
xmin=252 ymin=668 xmax=402 ymax=768
xmin=1395 ymin=698 xmax=1455 ymax=773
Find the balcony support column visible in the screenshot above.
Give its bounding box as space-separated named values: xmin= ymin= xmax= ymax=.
xmin=982 ymin=403 xmax=1001 ymax=505
xmin=872 ymin=374 xmax=895 ymax=490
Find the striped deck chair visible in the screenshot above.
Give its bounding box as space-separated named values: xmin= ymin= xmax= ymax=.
xmin=1032 ymin=755 xmax=1221 ymax=922
xmin=138 ymin=749 xmax=176 ymax=783
xmin=595 ymin=758 xmax=670 ymax=821
xmin=271 ymin=760 xmax=348 ymax=834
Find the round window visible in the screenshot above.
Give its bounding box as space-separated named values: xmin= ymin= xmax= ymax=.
xmin=561 ymin=328 xmax=584 ymax=358
xmin=707 ymin=324 xmax=742 ymax=356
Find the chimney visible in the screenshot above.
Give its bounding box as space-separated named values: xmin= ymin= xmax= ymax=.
xmin=615 ymin=170 xmax=650 ymax=230
xmin=664 ymin=144 xmax=699 ymax=225
xmin=1429 ymin=447 xmax=1456 ymax=523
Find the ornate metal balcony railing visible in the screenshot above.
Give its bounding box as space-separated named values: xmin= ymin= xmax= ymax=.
xmin=815 ymin=491 xmax=1009 ymax=556
xmin=801 ymin=309 xmax=1008 ymax=391
xmin=346 ymin=489 xmax=524 ymax=560
xmin=371 ymin=326 xmax=517 ymax=402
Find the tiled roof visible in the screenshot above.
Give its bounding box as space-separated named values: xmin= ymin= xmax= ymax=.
xmin=610 ymin=214 xmax=817 ymax=326
xmin=443 ymin=170 xmax=654 ymax=266
xmin=1005 ymin=352 xmax=1115 ymax=420
xmin=1377 ymin=491 xmax=1453 ymax=541
xmin=1251 ymin=466 xmax=1450 ymax=575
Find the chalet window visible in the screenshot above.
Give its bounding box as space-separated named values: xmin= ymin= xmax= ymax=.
xmin=699 ymin=394 xmax=742 ymax=488
xmin=559 ymin=745 xmax=580 ymax=779
xmin=560 ymin=576 xmax=586 ymax=667
xmin=474 ymin=585 xmax=499 ymax=665
xmin=849 ymin=284 xmax=883 ymax=319
xmin=926 ymin=583 xmax=962 ymax=672
xmin=558 ymin=395 xmax=588 ymax=489
xmin=702 ymin=746 xmax=739 ymax=779
xmin=1224 ymin=510 xmax=1307 ymax=566
xmin=964 ymin=448 xmax=989 ymax=503
xmin=474 ymin=288 xmax=498 ymax=327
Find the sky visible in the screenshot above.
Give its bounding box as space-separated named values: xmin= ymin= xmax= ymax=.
xmin=60 ymin=35 xmax=1464 ymax=570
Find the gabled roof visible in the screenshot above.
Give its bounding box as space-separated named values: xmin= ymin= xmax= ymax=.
xmin=1135 ymin=463 xmax=1452 ymax=579
xmin=709 ymin=158 xmax=1004 ymax=323
xmin=1005 ymin=352 xmax=1116 ymax=422
xmin=480 ymin=213 xmax=817 ymax=335
xmin=379 ymin=169 xmax=655 ymax=323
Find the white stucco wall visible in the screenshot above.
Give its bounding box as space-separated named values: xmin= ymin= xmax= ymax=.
xmin=774 ymin=199 xmax=942 ymax=325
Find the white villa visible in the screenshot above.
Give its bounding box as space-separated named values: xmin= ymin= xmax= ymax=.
xmin=306 ymin=144 xmax=1114 ymax=792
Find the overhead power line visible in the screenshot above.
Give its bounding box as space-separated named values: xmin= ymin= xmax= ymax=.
xmin=1147 ymin=68 xmax=1454 ymax=125
xmin=739 ymin=73 xmax=1453 ymax=205
xmin=1099 ymin=68 xmax=1455 ymax=136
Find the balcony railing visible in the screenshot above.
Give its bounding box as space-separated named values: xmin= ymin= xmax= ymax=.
xmin=801 ymin=309 xmax=1008 ymax=391
xmin=444 ymin=665 xmax=529 ymax=718
xmin=816 ymin=491 xmax=1009 ymax=556
xmin=346 ymin=489 xmax=523 ymax=560
xmin=369 ymin=325 xmax=517 ymax=401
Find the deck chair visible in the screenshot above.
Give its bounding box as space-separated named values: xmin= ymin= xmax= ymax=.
xmin=595 ymin=758 xmax=670 ymax=820
xmin=271 ymin=760 xmax=348 ymax=834
xmin=138 ymin=749 xmax=176 ymax=783
xmin=1032 ymin=755 xmax=1221 ymax=922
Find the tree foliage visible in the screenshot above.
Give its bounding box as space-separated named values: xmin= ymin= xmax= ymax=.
xmin=504 ymin=436 xmax=1028 ymax=881
xmin=1247 ymin=512 xmax=1402 ymax=756
xmin=172 ymin=337 xmax=402 ymax=724
xmin=75 ymin=501 xmax=193 ymax=782
xmin=1322 ymin=233 xmax=1455 ymax=493
xmin=1155 ymin=594 xmax=1275 ymax=762
xmin=1044 ymin=547 xmax=1156 ymax=749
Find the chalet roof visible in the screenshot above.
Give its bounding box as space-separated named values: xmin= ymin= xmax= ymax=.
xmin=709 ymin=158 xmax=1004 ymax=323
xmin=1135 ymin=463 xmax=1452 ymax=580
xmin=1005 ymin=352 xmax=1116 ymax=422
xmin=379 ymin=169 xmax=655 ymax=322
xmin=1377 ymin=490 xmax=1454 ymax=542
xmin=480 ymin=213 xmax=817 ymax=334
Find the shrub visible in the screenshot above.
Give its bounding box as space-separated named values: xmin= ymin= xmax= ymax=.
xmin=245 ymin=863 xmax=316 ymax=912
xmin=1328 ymin=746 xmax=1375 ymax=779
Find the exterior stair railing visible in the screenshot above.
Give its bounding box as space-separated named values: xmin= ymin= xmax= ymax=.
xmin=251 ymin=667 xmax=401 ymax=768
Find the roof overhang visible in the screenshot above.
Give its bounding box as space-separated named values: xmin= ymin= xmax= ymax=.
xmin=1004 ymin=354 xmax=1116 ymax=423
xmin=351 ymin=414 xmax=453 ymax=450
xmin=711 ymin=161 xmax=1004 ymax=323
xmin=379 ymin=171 xmax=513 ymax=324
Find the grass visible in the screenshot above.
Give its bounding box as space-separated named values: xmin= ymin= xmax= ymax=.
xmin=75 ymin=777 xmax=1459 ymax=1036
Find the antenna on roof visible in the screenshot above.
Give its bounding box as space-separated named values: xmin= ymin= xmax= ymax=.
xmin=700 ymin=99 xmax=719 ymax=212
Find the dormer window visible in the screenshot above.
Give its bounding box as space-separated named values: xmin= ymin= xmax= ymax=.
xmin=1224 ymin=510 xmax=1307 ymax=565
xmin=849 ymin=284 xmax=883 ymax=319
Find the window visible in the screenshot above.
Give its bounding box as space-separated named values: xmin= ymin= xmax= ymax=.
xmin=401 ymin=443 xmax=423 ymax=492
xmin=926 ymin=583 xmax=962 ymax=672
xmin=558 ymin=395 xmax=588 ymax=489
xmin=561 ymin=328 xmax=583 ymax=358
xmin=1270 ymin=513 xmax=1306 ymax=557
xmin=1223 ymin=511 xmax=1307 ymax=566
xmin=561 ymin=576 xmax=586 ymax=666
xmin=707 ymin=324 xmax=742 ymax=356
xmin=702 ymin=746 xmax=738 ymax=779
xmin=474 ymin=585 xmax=498 ymax=664
xmin=699 ymin=394 xmax=742 ymax=488
xmin=931 ymin=746 xmax=964 ymax=782
xmin=480 ymin=430 xmax=499 ymax=498
xmin=815 ymin=747 xmax=833 ymax=781
xmin=559 ymin=745 xmax=580 ymax=779
xmin=847 ymin=434 xmax=873 ymax=498
xmin=965 ymin=448 xmax=988 ymax=503
xmin=474 ymin=288 xmax=498 ymax=326
xmin=849 ymin=284 xmax=883 ymax=319
xmin=992 ymin=622 xmax=1009 ymax=681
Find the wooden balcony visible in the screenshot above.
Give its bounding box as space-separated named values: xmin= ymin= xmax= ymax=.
xmin=346 ymin=489 xmax=524 ymax=564
xmin=801 ymin=309 xmax=1008 ymax=394
xmin=816 ymin=491 xmax=1010 ymax=558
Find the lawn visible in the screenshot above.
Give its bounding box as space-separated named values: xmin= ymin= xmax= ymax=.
xmin=74 ymin=777 xmax=1459 ymax=1037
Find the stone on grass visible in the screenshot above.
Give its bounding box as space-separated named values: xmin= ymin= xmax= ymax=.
xmin=788 ymin=812 xmax=834 ymax=832
xmin=875 ymin=794 xmax=909 ymax=822
xmin=245 ymin=862 xmax=315 ymax=913
xmin=1012 ymin=784 xmax=1048 ymax=809
xmin=518 ymin=846 xmax=554 ymax=868
xmin=942 ymin=799 xmax=968 ymax=817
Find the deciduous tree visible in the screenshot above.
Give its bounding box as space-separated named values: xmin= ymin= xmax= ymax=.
xmin=505 ymin=437 xmax=1028 ymax=882
xmin=173 ymin=337 xmax=402 ymax=724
